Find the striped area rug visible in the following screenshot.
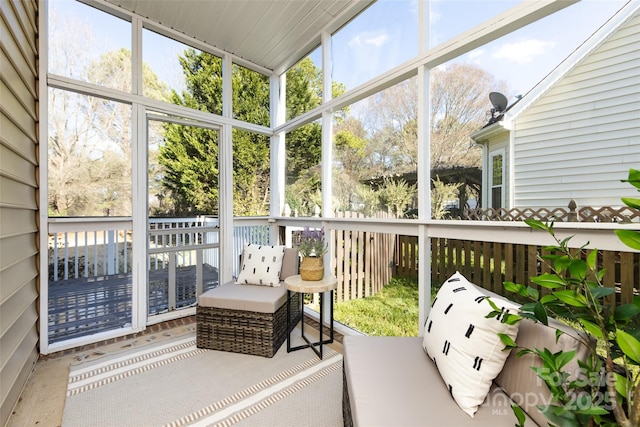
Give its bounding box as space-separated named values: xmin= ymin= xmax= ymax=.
xmin=62 ymin=332 xmax=343 ymax=427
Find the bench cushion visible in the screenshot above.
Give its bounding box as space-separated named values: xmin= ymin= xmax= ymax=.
xmin=199 ymin=281 xmax=288 ymax=313
xmin=343 ymin=336 xmax=536 ymax=427
xmin=495 ymin=317 xmax=591 ymax=427
xmin=198 ymin=247 xmax=299 ymax=313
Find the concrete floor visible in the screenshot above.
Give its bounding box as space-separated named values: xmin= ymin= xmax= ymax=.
xmin=6 ymin=315 xmax=343 ymax=427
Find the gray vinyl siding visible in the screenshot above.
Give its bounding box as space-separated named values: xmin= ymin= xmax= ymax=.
xmin=512 ymin=12 xmax=640 ymax=209
xmin=0 ymin=0 xmax=40 ymax=425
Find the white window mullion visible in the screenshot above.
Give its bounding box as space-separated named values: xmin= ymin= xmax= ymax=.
xmin=270 ymin=73 xmax=286 ymax=220
xmin=219 ymin=55 xmax=235 ymax=282
xmin=321 ymin=31 xmax=333 ymax=220
xmin=131 ymin=16 xmax=143 ymax=95
xmin=417 ymin=0 xmax=432 ymax=336
xmin=132 ymin=105 xmax=148 ymax=330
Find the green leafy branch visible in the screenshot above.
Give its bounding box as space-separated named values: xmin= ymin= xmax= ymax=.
xmin=491 ymin=169 xmax=640 ymax=427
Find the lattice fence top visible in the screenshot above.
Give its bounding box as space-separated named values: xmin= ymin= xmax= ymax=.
xmin=464 ymin=205 xmax=640 ymax=223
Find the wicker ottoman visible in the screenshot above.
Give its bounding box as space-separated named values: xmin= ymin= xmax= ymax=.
xmin=196 ymin=281 xmax=302 ymax=358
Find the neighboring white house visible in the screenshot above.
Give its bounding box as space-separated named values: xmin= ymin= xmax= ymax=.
xmin=471 ymin=0 xmax=640 ymax=211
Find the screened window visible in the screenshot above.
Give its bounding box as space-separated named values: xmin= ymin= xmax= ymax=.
xmin=48 ymin=88 xmax=132 ymax=217
xmin=331 ymin=0 xmax=417 ymax=92
xmin=48 ymin=1 xmax=131 ymax=92
xmin=286 ymin=50 xmax=322 ymax=122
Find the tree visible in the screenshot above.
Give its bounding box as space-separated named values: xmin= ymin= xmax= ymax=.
xmin=331 ymin=63 xmax=506 ymax=216
xmin=158 ymin=52 xmax=270 ymax=216
xmin=158 ymin=53 xmax=336 ymax=216
xmin=378 ymin=178 xmax=416 ymax=218
xmin=430 ymin=63 xmax=506 ymax=169
xmin=284 ymin=58 xmax=347 ymax=215
xmin=431 ymin=176 xmax=462 ymax=220
xmin=48 ymin=9 xmax=169 ymax=217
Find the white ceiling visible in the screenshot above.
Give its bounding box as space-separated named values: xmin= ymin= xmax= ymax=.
xmin=103 ymin=0 xmax=375 ymax=74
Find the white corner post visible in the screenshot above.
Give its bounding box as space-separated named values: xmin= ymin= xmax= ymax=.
xmin=131 ymin=15 xmax=148 ymax=332
xmin=270 ymin=72 xmax=287 ymax=244
xmin=219 ymin=54 xmax=234 ymax=284
xmin=417 ymin=0 xmax=432 ymax=336
xmin=321 ymin=30 xmax=334 ymax=326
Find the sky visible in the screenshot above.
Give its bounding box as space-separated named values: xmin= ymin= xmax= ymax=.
xmin=52 ymin=0 xmax=631 ymax=107
xmin=329 ymin=0 xmax=631 ymax=101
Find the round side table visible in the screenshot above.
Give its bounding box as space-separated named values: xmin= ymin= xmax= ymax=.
xmin=284 ymin=274 xmax=337 ymax=359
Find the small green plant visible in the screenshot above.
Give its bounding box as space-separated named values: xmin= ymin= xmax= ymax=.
xmin=491 ymin=168 xmax=640 ymax=427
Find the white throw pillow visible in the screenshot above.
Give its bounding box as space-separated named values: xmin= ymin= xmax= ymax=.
xmin=422 ymin=272 xmax=520 ymax=417
xmin=235 ymin=244 xmax=286 ymax=287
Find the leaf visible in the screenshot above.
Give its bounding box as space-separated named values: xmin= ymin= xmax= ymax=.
xmin=499 ymin=333 xmax=518 ymax=349
xmin=568 ymin=260 xmax=587 ymax=280
xmin=526 ymin=286 xmax=539 ymax=301
xmin=485 ymin=297 xmax=500 ymax=312
xmin=502 ymin=313 xmax=522 ymax=325
xmin=578 ymin=318 xmax=604 ymax=340
xmin=516 ymin=348 xmax=533 ymax=358
xmin=621 ymin=197 xmax=640 ymax=209
xmin=555 ymin=328 xmax=564 ymax=343
xmin=615 ymin=229 xmax=640 ymax=251
xmin=553 ymin=290 xmax=587 ymax=307
xmin=504 ymin=281 xmax=528 ymax=297
xmin=555 ymin=255 xmax=571 ymax=272
xmin=621 ymin=168 xmax=640 ymax=189
xmin=533 ymin=301 xmax=548 ymax=325
xmin=531 ymin=274 xmax=566 ymax=290
xmin=589 ymin=287 xmax=615 ymax=300
xmin=539 ymin=404 xmax=580 ymax=427
xmin=615 ymin=304 xmax=640 ymax=321
xmin=575 ymin=406 xmax=609 ymax=416
xmin=614 ymin=372 xmax=629 ymax=398
xmin=586 ymin=249 xmax=597 ymax=270
xmin=616 ymin=329 xmax=640 ymax=364
xmin=540 ymin=294 xmax=558 ymax=304
xmin=525 ymin=218 xmax=547 ymax=231
xmin=512 ymin=405 xmax=526 ymax=427
xmin=555 ymin=350 xmax=576 ymax=370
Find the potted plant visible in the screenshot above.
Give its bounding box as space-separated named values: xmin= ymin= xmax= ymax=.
xmin=298 ymin=226 xmax=328 ymax=281
xmin=492 ymin=168 xmax=640 ymax=427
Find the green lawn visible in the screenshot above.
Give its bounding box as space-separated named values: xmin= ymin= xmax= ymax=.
xmin=331 ymin=278 xmax=422 ymax=336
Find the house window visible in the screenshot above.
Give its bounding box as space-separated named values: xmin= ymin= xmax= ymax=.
xmin=489 ymin=151 xmax=504 ymax=209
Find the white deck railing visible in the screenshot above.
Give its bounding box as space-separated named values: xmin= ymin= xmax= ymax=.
xmin=45 ymin=216 xmax=638 ymax=344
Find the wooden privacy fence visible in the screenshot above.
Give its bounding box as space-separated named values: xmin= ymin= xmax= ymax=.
xmin=429 ymin=237 xmax=639 ymax=306
xmin=332 ymin=211 xmax=394 ymax=302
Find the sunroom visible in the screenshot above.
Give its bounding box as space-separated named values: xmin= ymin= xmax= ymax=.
xmin=2 ymin=0 xmax=639 ymax=425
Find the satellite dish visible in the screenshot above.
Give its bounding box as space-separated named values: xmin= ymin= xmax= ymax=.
xmin=489 ymin=92 xmax=508 ymax=113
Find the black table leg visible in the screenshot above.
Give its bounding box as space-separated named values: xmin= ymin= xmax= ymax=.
xmin=286 ymin=290 xmax=335 ymax=359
